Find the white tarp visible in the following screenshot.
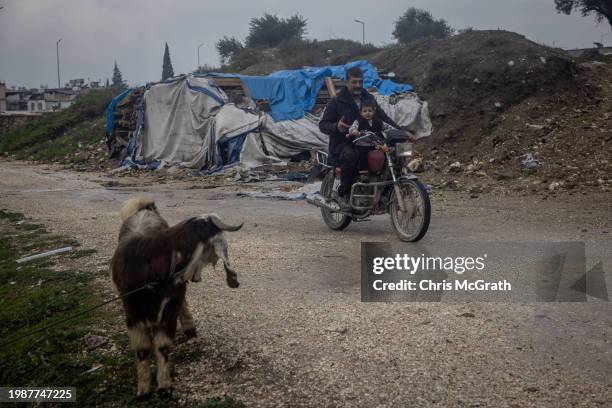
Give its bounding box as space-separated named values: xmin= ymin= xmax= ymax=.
xmin=374 ymin=93 xmax=432 ymax=139
xmin=139 ymin=76 xmax=226 ymax=168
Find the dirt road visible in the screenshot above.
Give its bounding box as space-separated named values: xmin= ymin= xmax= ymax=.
xmin=0 ymin=159 xmax=610 ymax=408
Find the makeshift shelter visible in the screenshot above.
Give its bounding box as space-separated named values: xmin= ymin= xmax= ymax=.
xmin=105 ymin=61 xmax=432 ymax=171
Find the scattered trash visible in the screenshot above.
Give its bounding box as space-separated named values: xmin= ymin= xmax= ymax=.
xmin=265 ymin=171 xmax=309 ymax=182
xmin=407 ymin=158 xmax=423 ymax=172
xmin=548 ymin=181 xmax=561 ymax=191
xmin=526 ymin=123 xmax=545 ymax=130
xmin=16 ymin=246 xmax=73 ymax=264
xmin=448 ymin=161 xmax=462 ymax=172
xmin=520 ymin=153 xmax=541 ymax=169
xmin=473 ymin=77 xmax=481 ymax=84
xmin=507 ymin=60 xmax=515 ymax=67
xmin=238 ymin=182 xmax=321 ymax=201
xmin=84 ymin=334 xmax=109 ymax=351
xmin=83 ymin=364 xmax=103 ymax=374
xmin=234 ymin=169 xmax=260 ymax=183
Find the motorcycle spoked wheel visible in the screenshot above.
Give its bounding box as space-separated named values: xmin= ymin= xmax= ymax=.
xmin=389 ymin=179 xmax=431 ymax=242
xmin=320 ymin=170 xmax=352 ymax=230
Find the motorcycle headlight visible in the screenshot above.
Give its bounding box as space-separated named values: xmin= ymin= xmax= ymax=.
xmin=396 ymin=142 xmax=414 ymax=158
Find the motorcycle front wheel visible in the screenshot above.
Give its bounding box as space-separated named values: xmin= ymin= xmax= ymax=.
xmin=320 ymin=170 xmax=352 ymax=230
xmin=389 ymin=179 xmax=431 ymax=242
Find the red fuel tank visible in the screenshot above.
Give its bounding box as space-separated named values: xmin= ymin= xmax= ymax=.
xmin=367 ymin=150 xmax=385 ymax=172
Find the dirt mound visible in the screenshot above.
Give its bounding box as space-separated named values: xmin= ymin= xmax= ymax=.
xmin=372 ymin=30 xmax=577 ymax=141
xmin=370 ymin=30 xmax=610 ymax=191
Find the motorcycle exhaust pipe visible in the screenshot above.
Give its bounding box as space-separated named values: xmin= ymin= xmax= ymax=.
xmin=306 ymin=194 xmax=342 ymax=212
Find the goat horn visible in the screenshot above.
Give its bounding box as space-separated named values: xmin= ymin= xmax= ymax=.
xmin=209 ymin=214 xmax=243 ymax=231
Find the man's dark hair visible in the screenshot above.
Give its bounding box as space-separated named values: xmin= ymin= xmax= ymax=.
xmin=346 ymin=66 xmax=363 ymax=79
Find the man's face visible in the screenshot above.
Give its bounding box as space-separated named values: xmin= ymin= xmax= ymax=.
xmin=347 ymin=76 xmax=363 ymax=97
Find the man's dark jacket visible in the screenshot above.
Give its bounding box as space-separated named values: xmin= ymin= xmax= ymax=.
xmin=319 ymin=87 xmax=399 ymax=159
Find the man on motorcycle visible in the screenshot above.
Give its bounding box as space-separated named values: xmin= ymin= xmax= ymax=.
xmin=319 ymin=66 xmax=403 ymax=210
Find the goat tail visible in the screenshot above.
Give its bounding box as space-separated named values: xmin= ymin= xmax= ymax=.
xmin=120 ymin=196 xmax=156 ymax=221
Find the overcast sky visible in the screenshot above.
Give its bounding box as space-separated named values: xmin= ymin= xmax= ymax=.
xmin=1 ymin=0 xmax=610 ymax=88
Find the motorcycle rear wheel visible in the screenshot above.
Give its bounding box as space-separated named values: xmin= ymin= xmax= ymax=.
xmin=320 ymin=170 xmax=352 ymax=230
xmin=389 ymin=179 xmax=431 ymax=242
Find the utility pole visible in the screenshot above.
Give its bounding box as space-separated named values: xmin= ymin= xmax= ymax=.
xmin=354 ymin=19 xmax=365 ymax=44
xmin=197 ymin=43 xmax=204 ymax=71
xmin=56 ymin=38 xmax=62 ymax=89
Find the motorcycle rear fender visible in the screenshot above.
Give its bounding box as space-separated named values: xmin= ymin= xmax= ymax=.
xmin=399 ymin=174 xmax=418 ymax=182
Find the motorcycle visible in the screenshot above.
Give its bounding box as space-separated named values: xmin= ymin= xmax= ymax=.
xmin=306 ymin=129 xmax=431 ymax=242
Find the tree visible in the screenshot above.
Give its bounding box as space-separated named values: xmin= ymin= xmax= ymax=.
xmin=245 ymin=13 xmax=307 ymax=48
xmin=216 ymin=36 xmax=244 ymax=64
xmin=162 ymin=42 xmax=174 ymax=81
xmin=554 ymin=0 xmax=612 ymax=28
xmin=392 ymin=8 xmax=454 ymax=44
xmin=112 ymin=61 xmax=127 ymax=90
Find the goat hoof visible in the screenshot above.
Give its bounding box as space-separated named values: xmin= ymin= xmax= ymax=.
xmin=184 ymin=328 xmax=198 ymax=339
xmin=157 ymin=387 xmax=174 ymax=398
xmin=136 ymin=391 xmax=152 ymax=401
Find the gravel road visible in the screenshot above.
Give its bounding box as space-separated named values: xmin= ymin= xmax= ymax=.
xmin=0 ymin=159 xmax=610 ymax=408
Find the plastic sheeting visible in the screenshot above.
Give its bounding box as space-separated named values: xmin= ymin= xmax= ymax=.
xmin=374 ymin=93 xmax=433 ymax=139
xmin=138 ymin=76 xmax=230 ymax=169
xmin=207 ymin=60 xmax=413 ymax=122
xmin=106 ymin=88 xmax=133 ymax=134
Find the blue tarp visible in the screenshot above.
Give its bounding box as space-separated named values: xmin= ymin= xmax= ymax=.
xmin=205 ymin=60 xmax=412 ymax=122
xmin=105 ymin=88 xmax=134 ymax=134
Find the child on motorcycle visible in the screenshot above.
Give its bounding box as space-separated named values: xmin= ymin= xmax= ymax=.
xmin=347 ymin=99 xmax=389 ymax=171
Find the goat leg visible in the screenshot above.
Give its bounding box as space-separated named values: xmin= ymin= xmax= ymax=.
xmin=153 ymin=330 xmax=174 ymax=394
xmin=224 ymin=262 xmax=240 ymax=288
xmin=128 ymin=324 xmax=152 ymax=398
xmin=178 ymin=300 xmax=197 ymax=338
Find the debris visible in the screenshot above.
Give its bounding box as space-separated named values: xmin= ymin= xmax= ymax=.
xmin=238 ymin=182 xmax=321 ymax=201
xmin=84 ymin=334 xmax=109 ymax=351
xmin=407 ymin=158 xmax=424 ymax=172
xmin=548 ymin=181 xmax=560 ymax=191
xmin=83 ymin=364 xmax=103 ymax=374
xmin=458 ymin=312 xmax=475 ymax=318
xmin=526 ymin=123 xmax=545 ymax=130
xmin=520 ymin=153 xmax=541 ymax=169
xmin=507 ymin=60 xmax=515 ymax=67
xmin=16 ymin=246 xmax=73 ymax=264
xmin=448 ymin=161 xmax=462 ymax=172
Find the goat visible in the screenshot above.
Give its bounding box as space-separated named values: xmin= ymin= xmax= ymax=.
xmin=111 ymin=196 xmax=242 ymax=397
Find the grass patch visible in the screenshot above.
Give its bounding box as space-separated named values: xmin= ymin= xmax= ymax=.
xmin=0 ymin=210 xmax=245 ymax=407
xmin=0 ymin=89 xmax=114 ymax=162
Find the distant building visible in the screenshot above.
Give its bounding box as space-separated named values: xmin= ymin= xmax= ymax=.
xmin=5 ymin=89 xmax=29 ymax=111
xmin=0 ymin=82 xmax=6 ymax=112
xmin=27 ymin=89 xmax=76 ymax=112
xmin=67 ymin=78 xmax=85 ymax=89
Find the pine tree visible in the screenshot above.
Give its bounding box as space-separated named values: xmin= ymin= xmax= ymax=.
xmin=162 ymin=42 xmax=174 ymax=81
xmin=112 ymin=61 xmax=127 ymax=90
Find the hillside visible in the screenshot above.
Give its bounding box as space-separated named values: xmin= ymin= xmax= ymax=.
xmin=0 ymin=89 xmax=115 ymax=169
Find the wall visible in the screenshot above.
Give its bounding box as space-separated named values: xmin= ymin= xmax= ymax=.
xmin=0 ymin=83 xmax=6 ymax=112
xmin=0 ymin=113 xmax=40 ymax=135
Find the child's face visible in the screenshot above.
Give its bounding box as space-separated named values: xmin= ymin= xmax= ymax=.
xmin=360 ymin=106 xmax=374 ymax=120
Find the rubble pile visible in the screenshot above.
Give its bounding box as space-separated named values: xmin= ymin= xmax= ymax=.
xmin=371 ymin=30 xmax=611 ymax=193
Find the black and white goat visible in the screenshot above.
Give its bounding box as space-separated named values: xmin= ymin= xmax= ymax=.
xmin=111 ymin=197 xmax=241 ymax=397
